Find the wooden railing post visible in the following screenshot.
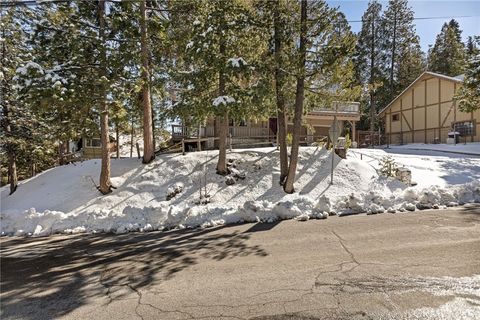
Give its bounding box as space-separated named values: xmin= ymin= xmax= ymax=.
xmin=182 ymin=138 xmax=185 ymax=155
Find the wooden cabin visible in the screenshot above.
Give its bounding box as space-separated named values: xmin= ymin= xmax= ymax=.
xmin=171 ymin=102 xmax=360 ymax=150
xmin=379 ymin=71 xmax=480 ymax=144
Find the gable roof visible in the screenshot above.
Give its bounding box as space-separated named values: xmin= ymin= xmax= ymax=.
xmin=378 ymin=71 xmax=463 ymax=117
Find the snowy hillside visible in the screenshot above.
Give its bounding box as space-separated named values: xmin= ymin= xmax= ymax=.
xmin=1 ymin=147 xmax=479 ymax=236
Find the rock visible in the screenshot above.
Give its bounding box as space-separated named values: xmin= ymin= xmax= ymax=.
xmin=166 ymin=182 xmax=184 ymax=200
xmin=225 ymin=176 xmax=236 ymax=186
xmin=404 ymin=203 xmax=416 ymax=211
xmin=432 ymin=204 xmax=440 ymax=209
xmin=235 ymin=172 xmax=246 ymax=180
xmin=387 ymin=207 xmax=396 ymax=213
xmin=416 ymin=203 xmax=432 ymax=210
xmin=446 ymin=201 xmax=458 ymax=207
xmin=296 ymin=213 xmax=309 ymax=221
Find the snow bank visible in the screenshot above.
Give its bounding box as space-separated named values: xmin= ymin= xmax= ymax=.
xmin=1 ymin=147 xmax=479 ymax=237
xmin=381 ymin=142 xmax=480 ymax=156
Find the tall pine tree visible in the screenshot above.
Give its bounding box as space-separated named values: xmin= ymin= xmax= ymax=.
xmin=381 ymin=0 xmax=425 ymax=101
xmin=428 ymin=19 xmax=466 ymax=76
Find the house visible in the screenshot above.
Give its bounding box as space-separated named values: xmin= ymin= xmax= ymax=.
xmin=379 ymin=71 xmax=480 ymax=145
xmin=69 ymin=136 xmax=118 ymax=159
xmin=170 ymin=101 xmax=361 ymax=150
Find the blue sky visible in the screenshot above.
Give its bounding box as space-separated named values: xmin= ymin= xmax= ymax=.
xmin=326 ymin=0 xmax=480 ymax=52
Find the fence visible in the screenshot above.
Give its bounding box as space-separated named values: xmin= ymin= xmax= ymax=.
xmin=387 ymin=127 xmax=474 ymax=145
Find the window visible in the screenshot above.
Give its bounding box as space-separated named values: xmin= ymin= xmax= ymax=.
xmin=454 ymin=121 xmax=475 ymax=136
xmin=86 ymin=138 xmax=101 ymax=147
xmin=392 ymin=113 xmax=400 ymax=122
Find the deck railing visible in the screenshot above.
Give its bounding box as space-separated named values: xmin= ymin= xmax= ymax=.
xmin=311 ymin=101 xmax=360 ymax=114
xmin=172 ymin=124 xmax=271 ymax=139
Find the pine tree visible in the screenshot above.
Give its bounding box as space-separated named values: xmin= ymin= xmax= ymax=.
xmin=0 ymin=5 xmax=49 ymax=194
xmin=354 ymin=0 xmax=385 ymax=134
xmin=283 ymin=1 xmax=358 ymax=193
xmin=172 ymin=0 xmax=261 ymax=175
xmin=139 ymin=0 xmax=155 ymax=164
xmin=381 ymin=0 xmax=425 ymax=100
xmin=428 ymin=19 xmax=466 ymax=76
xmin=283 ymin=0 xmax=307 ymax=194
xmin=456 ymin=36 xmax=480 ymax=113
xmin=272 ymin=0 xmax=296 ymax=184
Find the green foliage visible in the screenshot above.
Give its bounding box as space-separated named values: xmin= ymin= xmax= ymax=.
xmin=379 ymin=155 xmax=398 ymax=177
xmin=456 ymin=37 xmax=480 ymax=113
xmin=345 ymin=133 xmax=352 ymax=149
xmin=428 ymin=19 xmax=466 ymax=77
xmin=286 ymin=133 xmax=293 ymax=146
xmin=354 ymin=0 xmax=426 ymax=130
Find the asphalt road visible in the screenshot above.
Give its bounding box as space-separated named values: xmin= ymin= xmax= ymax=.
xmin=1 ymin=205 xmax=479 ymax=320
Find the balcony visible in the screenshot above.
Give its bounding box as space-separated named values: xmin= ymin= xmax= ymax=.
xmin=171 ymin=125 xmax=271 ymax=140
xmin=308 ymin=101 xmax=360 ymax=120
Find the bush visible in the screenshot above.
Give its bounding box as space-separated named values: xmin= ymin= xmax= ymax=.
xmin=345 ymin=133 xmax=352 ymax=149
xmin=286 ymin=133 xmax=293 ymax=146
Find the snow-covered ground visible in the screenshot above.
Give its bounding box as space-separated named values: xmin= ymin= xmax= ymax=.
xmin=385 ymin=142 xmax=480 ymax=156
xmin=1 ymin=146 xmax=479 ymax=237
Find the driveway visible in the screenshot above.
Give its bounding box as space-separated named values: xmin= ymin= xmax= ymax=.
xmin=1 ymin=205 xmax=479 ymax=320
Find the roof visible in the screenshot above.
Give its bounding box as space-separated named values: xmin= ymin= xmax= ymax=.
xmin=378 ymin=71 xmax=463 ymax=117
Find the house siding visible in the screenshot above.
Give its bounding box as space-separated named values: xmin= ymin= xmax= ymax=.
xmin=382 ymin=73 xmax=480 ymax=144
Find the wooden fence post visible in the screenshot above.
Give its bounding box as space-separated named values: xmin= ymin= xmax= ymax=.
xmin=182 ymin=138 xmax=185 ymax=155
xmin=229 ymin=133 xmax=232 ymax=151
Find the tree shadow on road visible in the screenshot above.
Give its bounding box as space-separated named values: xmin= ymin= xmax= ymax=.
xmin=0 ymin=226 xmax=268 ymax=320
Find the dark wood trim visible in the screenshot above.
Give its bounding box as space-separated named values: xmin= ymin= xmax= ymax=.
xmin=388 ymin=110 xmax=392 ymax=145
xmin=411 ymin=88 xmax=414 ymax=142
xmin=400 ymin=98 xmax=403 ymax=134
xmin=424 ymin=80 xmax=427 ymax=143
xmin=453 ymin=83 xmax=457 ymax=123
xmin=402 ymin=113 xmax=412 ymax=131
xmin=438 ymin=78 xmax=441 ymax=140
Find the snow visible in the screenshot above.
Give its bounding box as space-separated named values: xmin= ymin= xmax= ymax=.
xmin=15 ymin=61 xmax=44 ymax=76
xmin=384 ymin=142 xmax=480 ymax=156
xmin=1 ymin=147 xmax=479 ymax=237
xmin=212 ymin=95 xmax=235 ymax=106
xmin=227 ymin=57 xmax=246 ymax=68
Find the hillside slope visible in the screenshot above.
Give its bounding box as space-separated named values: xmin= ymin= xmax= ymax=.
xmin=1 ymin=147 xmax=479 ymax=236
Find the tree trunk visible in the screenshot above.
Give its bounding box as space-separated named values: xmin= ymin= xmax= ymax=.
xmin=216 ymin=31 xmax=228 ymax=175
xmin=2 ymin=23 xmax=17 ymax=195
xmin=390 ymin=10 xmax=397 ymax=97
xmin=8 ymin=151 xmax=18 ymax=195
xmin=130 ymin=116 xmax=134 ymax=158
xmin=284 ymin=0 xmax=307 ymax=194
xmin=59 ymin=141 xmax=67 ymax=165
xmin=369 ymin=18 xmax=376 ymax=146
xmin=274 ymin=0 xmax=288 ymax=184
xmin=98 ymin=0 xmax=112 ymax=195
xmin=140 ymin=0 xmax=155 ymax=164
xmin=216 ymin=113 xmax=228 ymax=175
xmin=116 ymin=123 xmax=120 ymax=159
